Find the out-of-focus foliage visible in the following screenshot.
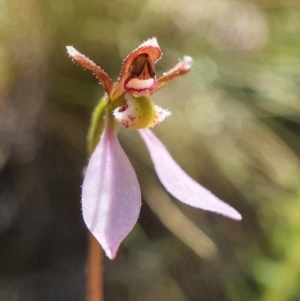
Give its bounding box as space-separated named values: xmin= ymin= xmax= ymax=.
xmin=0 ymin=0 xmax=300 ymax=300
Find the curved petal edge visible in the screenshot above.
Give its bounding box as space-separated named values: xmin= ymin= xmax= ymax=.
xmin=82 ymin=124 xmax=141 ymax=259
xmin=139 ymin=129 xmax=242 ymax=221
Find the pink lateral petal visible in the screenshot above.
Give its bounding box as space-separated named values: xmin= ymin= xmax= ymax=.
xmin=82 ymin=123 xmax=141 ymax=259
xmin=139 ymin=129 xmax=242 ymax=220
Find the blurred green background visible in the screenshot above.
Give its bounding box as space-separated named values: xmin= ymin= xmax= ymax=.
xmin=1 ymin=0 xmax=300 ymax=300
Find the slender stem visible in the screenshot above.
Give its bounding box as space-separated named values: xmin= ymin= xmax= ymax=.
xmin=87 ymin=234 xmax=104 ymax=301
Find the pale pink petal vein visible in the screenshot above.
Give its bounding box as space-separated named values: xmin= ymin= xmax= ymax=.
xmin=82 ymin=124 xmax=141 ymax=259
xmin=139 ymin=129 xmax=242 ymax=220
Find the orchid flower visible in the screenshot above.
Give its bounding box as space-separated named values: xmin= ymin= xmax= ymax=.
xmin=67 ymin=38 xmax=242 ymax=260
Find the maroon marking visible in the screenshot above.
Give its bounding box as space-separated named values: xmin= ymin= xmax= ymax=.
xmin=124 ymin=76 xmax=157 ymax=93
xmin=128 ymin=114 xmax=136 ymax=121
xmin=118 ymin=105 xmax=128 ymax=112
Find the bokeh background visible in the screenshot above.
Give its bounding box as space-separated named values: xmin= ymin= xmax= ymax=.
xmin=1 ymin=0 xmax=300 ymax=300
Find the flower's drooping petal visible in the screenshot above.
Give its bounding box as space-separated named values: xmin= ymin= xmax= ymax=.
xmin=113 ymin=95 xmax=171 ymax=129
xmin=111 ymin=38 xmax=162 ymax=99
xmin=139 ymin=129 xmax=242 ymax=220
xmin=155 ymin=56 xmax=193 ymax=93
xmin=66 ymin=46 xmax=113 ymax=94
xmin=82 ymin=122 xmax=141 ymax=259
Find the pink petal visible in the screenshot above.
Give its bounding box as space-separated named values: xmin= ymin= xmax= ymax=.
xmin=82 ymin=123 xmax=141 ymax=259
xmin=139 ymin=129 xmax=242 ymax=220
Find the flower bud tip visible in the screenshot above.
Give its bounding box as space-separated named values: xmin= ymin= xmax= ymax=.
xmin=182 ymin=56 xmax=193 ymax=70
xmin=66 ymin=46 xmax=79 ymax=57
